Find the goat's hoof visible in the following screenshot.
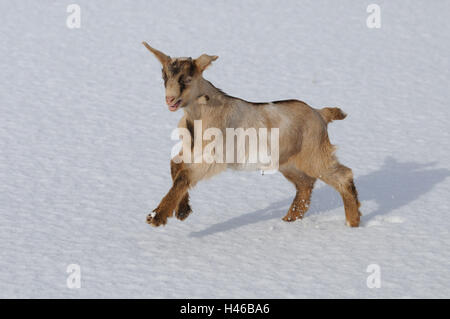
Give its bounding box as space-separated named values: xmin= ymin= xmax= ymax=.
xmin=282 ymin=212 xmax=303 ymax=222
xmin=147 ymin=209 xmax=168 ymax=227
xmin=346 ymin=219 xmax=360 ymax=227
xmin=175 ymin=204 xmax=192 ymax=221
xmin=282 ymin=216 xmax=296 ymax=222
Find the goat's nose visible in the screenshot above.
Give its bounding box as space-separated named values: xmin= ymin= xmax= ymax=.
xmin=165 ymin=96 xmax=175 ymax=105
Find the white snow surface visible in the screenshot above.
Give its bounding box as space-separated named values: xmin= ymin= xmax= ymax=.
xmin=1 ymin=0 xmax=450 ymax=298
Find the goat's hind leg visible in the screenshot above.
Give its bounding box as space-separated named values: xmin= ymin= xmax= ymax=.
xmin=318 ymin=163 xmax=361 ymax=227
xmin=280 ymin=165 xmax=316 ymax=222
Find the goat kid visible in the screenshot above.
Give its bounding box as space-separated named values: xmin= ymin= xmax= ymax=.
xmin=142 ymin=42 xmax=361 ymax=228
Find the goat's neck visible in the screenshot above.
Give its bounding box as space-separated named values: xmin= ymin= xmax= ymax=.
xmin=198 ymin=78 xmax=223 ymax=99
xmin=183 ymin=78 xmax=228 ymax=121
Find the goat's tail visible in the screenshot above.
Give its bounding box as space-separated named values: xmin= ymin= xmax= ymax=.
xmin=319 ymin=107 xmax=347 ymax=124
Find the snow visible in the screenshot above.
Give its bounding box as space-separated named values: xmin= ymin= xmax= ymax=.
xmin=1 ymin=0 xmax=450 ymax=298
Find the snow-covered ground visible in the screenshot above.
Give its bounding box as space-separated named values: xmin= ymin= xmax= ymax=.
xmin=1 ymin=0 xmax=449 ymax=298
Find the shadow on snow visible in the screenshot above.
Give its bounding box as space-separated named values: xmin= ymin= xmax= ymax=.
xmin=190 ymin=157 xmax=450 ymax=237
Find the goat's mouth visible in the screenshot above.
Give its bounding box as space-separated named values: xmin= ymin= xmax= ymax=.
xmin=168 ymin=99 xmax=182 ymax=112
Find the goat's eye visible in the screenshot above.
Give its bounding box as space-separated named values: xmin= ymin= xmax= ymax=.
xmin=183 ymin=76 xmax=192 ymax=84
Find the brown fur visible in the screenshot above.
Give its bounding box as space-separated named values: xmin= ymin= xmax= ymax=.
xmin=170 ymin=160 xmax=192 ymax=220
xmin=280 ymin=163 xmax=316 ymax=221
xmin=319 ymin=107 xmax=347 ymax=124
xmin=143 ymin=42 xmax=361 ymax=228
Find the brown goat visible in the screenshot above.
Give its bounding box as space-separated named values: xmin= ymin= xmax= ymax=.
xmin=143 ymin=42 xmax=361 ymax=228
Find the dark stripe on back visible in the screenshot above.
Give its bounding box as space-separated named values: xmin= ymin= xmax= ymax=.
xmin=272 ymin=99 xmax=301 ymax=104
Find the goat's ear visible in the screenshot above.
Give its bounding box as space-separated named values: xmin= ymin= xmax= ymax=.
xmin=142 ymin=41 xmax=170 ymax=65
xmin=194 ymin=54 xmax=218 ymax=72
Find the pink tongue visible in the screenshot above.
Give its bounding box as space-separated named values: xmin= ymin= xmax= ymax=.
xmin=169 ymin=101 xmax=180 ymax=111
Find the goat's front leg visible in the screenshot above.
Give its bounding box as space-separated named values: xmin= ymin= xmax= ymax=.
xmin=147 ymin=168 xmax=191 ymax=227
xmin=170 ymin=160 xmax=192 ymax=221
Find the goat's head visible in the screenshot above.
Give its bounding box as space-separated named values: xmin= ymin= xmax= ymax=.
xmin=142 ymin=42 xmax=218 ymax=112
